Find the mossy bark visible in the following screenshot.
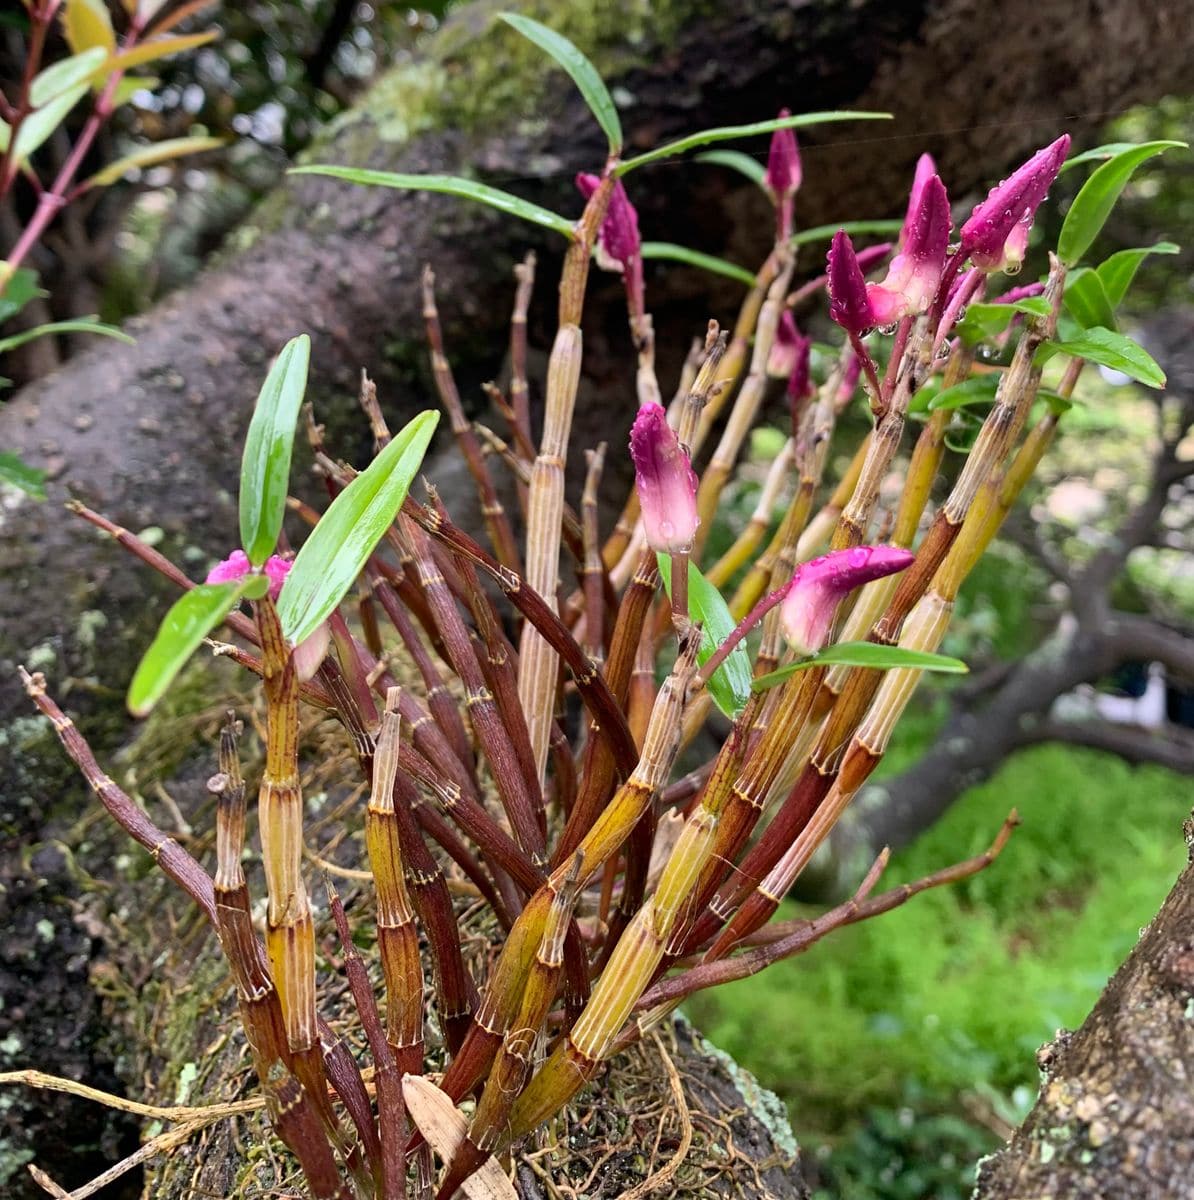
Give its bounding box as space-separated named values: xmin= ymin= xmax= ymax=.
xmin=973 ymin=817 xmax=1194 ymax=1200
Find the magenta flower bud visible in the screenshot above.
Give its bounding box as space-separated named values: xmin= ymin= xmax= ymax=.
xmin=865 ymin=175 xmax=951 ymax=324
xmin=206 ymin=549 xmax=252 ymax=587
xmin=577 ymin=172 xmax=644 ymax=319
xmin=960 ymin=135 xmax=1070 ymax=272
xmin=206 ymin=549 xmax=291 ymax=600
xmin=766 ymin=109 xmax=802 ymax=240
xmin=900 ymin=153 xmax=937 ymax=248
xmin=837 ymin=352 xmax=862 ymax=403
xmin=991 ymin=281 xmax=1045 ymax=305
xmin=855 ymin=241 xmax=894 ymax=276
xmin=787 ymin=330 xmax=813 ymax=406
xmin=629 ymin=402 xmax=699 ymax=554
xmin=768 ymin=310 xmax=802 ymax=379
xmin=827 ymin=230 xmax=877 ymax=335
xmin=781 ymin=545 xmax=915 ymax=656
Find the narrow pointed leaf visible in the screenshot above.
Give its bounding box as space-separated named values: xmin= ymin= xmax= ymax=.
xmin=239 ymin=334 xmax=310 ymax=566
xmin=128 ymin=579 xmax=253 ymax=715
xmin=62 ymin=0 xmax=116 ymax=57
xmin=277 ymin=410 xmax=439 ymax=646
xmin=791 ymin=218 xmax=902 ymax=247
xmin=0 ymin=268 xmax=46 ymax=324
xmin=640 ymin=241 xmax=755 ymax=286
xmin=752 ymin=641 xmax=968 ymax=691
xmin=30 ymin=47 xmax=107 ymax=107
xmin=657 ymin=555 xmax=751 ymax=717
xmin=1057 ymin=141 xmax=1185 ymax=266
xmin=695 ymin=149 xmax=767 ymax=187
xmin=0 ymin=451 xmax=47 ymax=499
xmin=13 ymin=85 xmax=89 ymax=162
xmin=0 ymin=318 xmax=134 ymax=355
xmin=1096 ymin=241 xmax=1179 ymax=308
xmin=103 ymin=31 xmax=220 ymax=75
xmin=617 ymin=111 xmax=890 ymax=176
xmin=925 ymin=374 xmax=1000 ymax=413
xmin=1062 ymin=268 xmax=1117 ymax=331
xmin=499 ymin=12 xmax=621 ymax=155
xmin=288 ymin=166 xmax=575 ymax=237
xmin=1036 ymin=326 xmax=1165 ymax=389
xmin=954 ymin=297 xmax=1051 ymax=345
xmin=85 ymin=135 xmax=226 ymax=187
xmin=1058 ymin=142 xmax=1139 ymax=173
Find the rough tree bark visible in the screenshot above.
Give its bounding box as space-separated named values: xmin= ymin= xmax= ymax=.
xmin=3 ymin=1 xmax=1193 ymax=1195
xmin=972 ymin=815 xmax=1194 ymax=1199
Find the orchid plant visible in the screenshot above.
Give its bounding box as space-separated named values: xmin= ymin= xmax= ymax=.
xmin=18 ymin=11 xmax=1183 ymax=1200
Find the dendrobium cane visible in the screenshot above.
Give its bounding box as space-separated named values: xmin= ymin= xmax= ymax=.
xmin=780 ymin=545 xmax=917 ymax=655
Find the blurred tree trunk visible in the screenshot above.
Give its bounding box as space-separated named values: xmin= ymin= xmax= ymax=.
xmin=2 ymin=1 xmax=1193 ymax=1196
xmin=972 ymin=818 xmax=1194 ymax=1200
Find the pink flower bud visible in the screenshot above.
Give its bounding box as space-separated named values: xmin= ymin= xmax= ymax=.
xmin=865 ymin=175 xmax=951 ymax=324
xmin=206 ymin=549 xmax=252 ymax=587
xmin=766 ymin=109 xmax=802 ymax=240
xmin=577 ymin=172 xmax=644 ymax=319
xmin=960 ymin=135 xmax=1070 ymax=272
xmin=781 ymin=545 xmax=915 ymax=655
xmin=827 ymin=230 xmax=877 ymax=335
xmin=768 ymin=310 xmax=802 ymax=379
xmin=206 ymin=549 xmax=291 ymax=601
xmin=629 ymin=403 xmax=698 ymax=554
xmin=787 ymin=330 xmax=813 ymax=407
xmin=991 ymin=281 xmax=1045 ymax=305
xmin=900 ymin=154 xmax=937 ymax=248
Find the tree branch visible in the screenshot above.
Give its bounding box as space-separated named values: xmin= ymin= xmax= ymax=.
xmin=1025 ymin=717 xmax=1194 ymax=773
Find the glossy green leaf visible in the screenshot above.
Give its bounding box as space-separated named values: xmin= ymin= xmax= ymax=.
xmin=752 ymin=641 xmax=968 ymax=691
xmin=1058 ymin=142 xmax=1140 ymax=173
xmin=29 ymin=47 xmax=107 ymax=108
xmin=790 ymin=218 xmax=902 ymax=248
xmin=695 ymin=149 xmax=767 ymax=187
xmin=12 ymin=84 xmax=89 ymax=162
xmin=499 ymin=13 xmax=621 ymax=155
xmin=1096 ymin=241 xmax=1179 ymax=308
xmin=617 ymin=111 xmax=890 ymax=176
xmin=1062 ymin=268 xmax=1117 ymax=331
xmin=1036 ymin=326 xmax=1165 ymax=389
xmin=0 ymin=451 xmax=47 ymax=499
xmin=926 ymin=374 xmax=1000 ymax=413
xmin=0 ymin=317 xmax=133 ymax=355
xmin=640 ymin=241 xmax=755 ymax=286
xmin=954 ymin=297 xmax=1050 ymax=344
xmin=62 ymin=0 xmax=116 ymax=57
xmin=277 ymin=411 xmax=439 ymax=646
xmin=85 ymin=135 xmax=226 ymax=187
xmin=657 ymin=555 xmax=751 ymax=717
xmin=0 ymin=268 xmax=46 ymax=323
xmin=289 ymin=166 xmax=575 ymax=237
xmin=1057 ymin=141 xmax=1185 ymax=266
xmin=239 ymin=334 xmax=310 ymax=566
xmin=127 ymin=580 xmax=250 ymax=715
xmin=103 ymin=30 xmax=219 ymax=75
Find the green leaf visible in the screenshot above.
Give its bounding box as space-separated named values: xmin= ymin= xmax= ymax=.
xmin=657 ymin=555 xmax=751 ymax=718
xmin=29 ymin=47 xmax=108 ymax=107
xmin=239 ymin=334 xmax=310 ymax=566
xmin=12 ymin=84 xmax=89 ymax=162
xmin=695 ymin=149 xmax=767 ymax=187
xmin=0 ymin=450 xmax=47 ymax=499
xmin=112 ymin=75 xmax=160 ymax=107
xmin=84 ymin=134 xmax=226 ymax=187
xmin=1057 ymin=141 xmax=1186 ymax=266
xmin=277 ymin=411 xmax=439 ymax=646
xmin=0 ymin=317 xmax=133 ymax=355
xmin=752 ymin=641 xmax=968 ymax=691
xmin=1096 ymin=241 xmax=1179 ymax=308
xmin=926 ymin=374 xmax=1000 ymax=413
xmin=127 ymin=580 xmax=250 ymax=716
xmin=790 ymin=219 xmax=902 ymax=248
xmin=62 ymin=0 xmax=116 ymax=57
xmin=1036 ymin=327 xmax=1165 ymax=389
xmin=1062 ymin=268 xmax=1117 ymax=331
xmin=498 ymin=13 xmax=621 ymax=155
xmin=0 ymin=268 xmax=47 ymax=323
xmin=1058 ymin=142 xmax=1140 ymax=173
xmin=954 ymin=297 xmax=1051 ymax=344
xmin=640 ymin=241 xmax=755 ymax=286
xmin=103 ymin=30 xmax=219 ymax=74
xmin=617 ymin=110 xmax=890 ymax=176
xmin=288 ymin=166 xmax=575 ymax=238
